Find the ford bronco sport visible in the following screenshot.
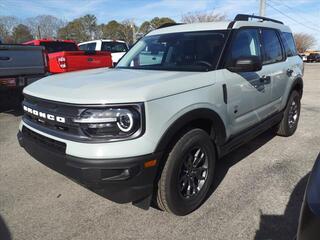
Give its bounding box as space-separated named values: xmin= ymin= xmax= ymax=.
xmin=18 ymin=14 xmax=303 ymax=216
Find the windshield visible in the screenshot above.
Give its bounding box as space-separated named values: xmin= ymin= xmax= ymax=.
xmin=40 ymin=42 xmax=78 ymax=53
xmin=101 ymin=42 xmax=128 ymax=52
xmin=117 ymin=30 xmax=227 ymax=71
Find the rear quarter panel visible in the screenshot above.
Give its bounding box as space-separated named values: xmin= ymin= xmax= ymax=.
xmin=280 ymin=55 xmax=304 ymax=110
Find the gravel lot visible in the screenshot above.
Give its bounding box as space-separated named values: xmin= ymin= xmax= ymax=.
xmin=0 ymin=64 xmax=319 ymax=240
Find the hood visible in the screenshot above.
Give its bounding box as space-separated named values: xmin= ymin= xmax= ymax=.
xmin=24 ymin=67 xmax=213 ymax=104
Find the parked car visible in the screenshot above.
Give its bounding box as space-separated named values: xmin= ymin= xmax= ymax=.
xmin=24 ymin=39 xmax=113 ymax=73
xmin=18 ymin=14 xmax=303 ymax=215
xmin=299 ymin=53 xmax=307 ymax=62
xmin=78 ymin=40 xmax=128 ymax=64
xmin=306 ymin=53 xmax=320 ymax=62
xmin=0 ymin=44 xmax=47 ymax=107
xmin=296 ymin=153 xmax=320 ymax=240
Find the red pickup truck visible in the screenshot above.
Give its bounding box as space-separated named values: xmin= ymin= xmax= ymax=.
xmin=23 ymin=39 xmax=112 ymax=73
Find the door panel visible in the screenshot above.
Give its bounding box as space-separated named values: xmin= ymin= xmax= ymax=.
xmin=260 ymin=29 xmax=288 ymax=113
xmin=223 ymin=68 xmax=271 ymax=135
xmin=262 ymin=61 xmax=287 ymax=112
xmin=224 ymin=28 xmax=273 ymax=136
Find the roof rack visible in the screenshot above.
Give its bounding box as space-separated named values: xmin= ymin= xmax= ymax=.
xmin=157 ymin=23 xmax=184 ymax=29
xmin=234 ymin=14 xmax=283 ymax=25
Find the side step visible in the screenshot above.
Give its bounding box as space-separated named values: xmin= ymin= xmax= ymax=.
xmin=219 ymin=111 xmax=283 ymax=157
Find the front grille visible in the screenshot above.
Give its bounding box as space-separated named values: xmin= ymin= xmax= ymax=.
xmin=22 ymin=95 xmax=144 ymax=143
xmin=22 ymin=126 xmax=66 ymax=153
xmin=23 ymin=95 xmax=82 ymax=134
xmin=22 ymin=95 xmax=88 ymax=142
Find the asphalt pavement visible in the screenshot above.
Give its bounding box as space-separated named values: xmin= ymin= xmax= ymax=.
xmin=0 ymin=64 xmax=319 ymax=240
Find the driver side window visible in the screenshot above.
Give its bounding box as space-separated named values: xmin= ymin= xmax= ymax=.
xmin=228 ymin=28 xmax=261 ymax=62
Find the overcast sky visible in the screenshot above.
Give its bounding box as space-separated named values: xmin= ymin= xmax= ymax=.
xmin=1 ymin=0 xmax=319 ymax=48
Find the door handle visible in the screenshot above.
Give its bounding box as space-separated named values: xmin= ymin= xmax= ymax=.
xmin=0 ymin=56 xmax=11 ymax=61
xmin=287 ymin=69 xmax=293 ymax=76
xmin=260 ymin=75 xmax=271 ymax=84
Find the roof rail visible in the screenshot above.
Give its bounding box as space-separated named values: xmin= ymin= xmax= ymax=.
xmin=234 ymin=14 xmax=283 ymax=25
xmin=157 ymin=23 xmax=184 ymax=29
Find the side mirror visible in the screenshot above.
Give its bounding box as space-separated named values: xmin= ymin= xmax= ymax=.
xmin=227 ymin=56 xmax=262 ymax=72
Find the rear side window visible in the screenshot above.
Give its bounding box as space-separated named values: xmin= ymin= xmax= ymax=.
xmin=79 ymin=43 xmax=96 ymax=51
xmin=261 ymin=29 xmax=283 ymax=64
xmin=40 ymin=41 xmax=78 ymax=53
xmin=101 ymin=42 xmax=128 ymax=52
xmin=228 ymin=28 xmax=261 ymax=61
xmin=40 ymin=42 xmax=78 ymax=53
xmin=281 ymin=32 xmax=297 ymax=57
xmin=78 ymin=44 xmax=87 ymax=50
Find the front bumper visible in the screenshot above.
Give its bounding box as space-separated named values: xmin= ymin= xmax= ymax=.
xmin=17 ymin=126 xmax=162 ymax=205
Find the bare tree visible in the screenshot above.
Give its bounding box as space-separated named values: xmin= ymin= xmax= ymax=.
xmin=118 ymin=20 xmax=137 ymax=45
xmin=80 ymin=14 xmax=97 ymax=40
xmin=294 ymin=33 xmax=317 ymax=52
xmin=181 ymin=11 xmax=226 ymax=23
xmin=94 ymin=24 xmax=104 ymax=39
xmin=0 ymin=16 xmax=20 ymax=34
xmin=27 ymin=15 xmax=65 ymax=39
xmin=0 ymin=23 xmax=8 ymax=38
xmin=0 ymin=16 xmax=20 ymax=43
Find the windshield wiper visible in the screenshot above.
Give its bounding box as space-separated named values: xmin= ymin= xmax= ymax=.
xmin=116 ymin=65 xmax=209 ymax=72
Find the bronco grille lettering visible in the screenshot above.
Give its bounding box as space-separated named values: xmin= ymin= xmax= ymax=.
xmin=23 ymin=105 xmax=65 ymax=123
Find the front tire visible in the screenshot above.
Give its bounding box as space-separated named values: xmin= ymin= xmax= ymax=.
xmin=276 ymin=90 xmax=301 ymax=137
xmin=156 ymin=128 xmax=216 ymax=215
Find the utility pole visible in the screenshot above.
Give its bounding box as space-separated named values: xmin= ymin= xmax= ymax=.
xmin=131 ymin=20 xmax=136 ymax=44
xmin=259 ymin=0 xmax=266 ymax=17
xmin=37 ymin=26 xmax=41 ymax=39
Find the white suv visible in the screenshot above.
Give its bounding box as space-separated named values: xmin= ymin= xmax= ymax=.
xmin=78 ymin=39 xmax=128 ymax=63
xmin=18 ymin=14 xmax=303 ymax=215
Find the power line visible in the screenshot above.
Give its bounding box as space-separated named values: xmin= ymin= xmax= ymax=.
xmin=269 ymin=0 xmax=316 ymax=26
xmin=266 ymin=2 xmax=319 ymax=32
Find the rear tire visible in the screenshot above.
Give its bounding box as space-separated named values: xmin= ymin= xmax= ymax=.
xmin=276 ymin=90 xmax=301 ymax=137
xmin=156 ymin=128 xmax=216 ymax=215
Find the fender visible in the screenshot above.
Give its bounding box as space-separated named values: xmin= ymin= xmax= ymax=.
xmin=154 ymin=108 xmax=227 ymax=153
xmin=290 ymin=76 xmax=303 ymax=98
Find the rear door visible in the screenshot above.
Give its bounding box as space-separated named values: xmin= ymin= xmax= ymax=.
xmin=260 ymin=28 xmax=287 ymax=113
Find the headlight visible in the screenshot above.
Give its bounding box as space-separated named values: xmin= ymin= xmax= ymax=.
xmin=73 ymin=104 xmax=143 ymax=140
